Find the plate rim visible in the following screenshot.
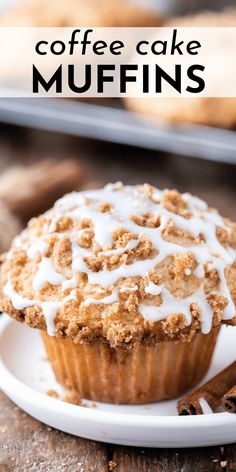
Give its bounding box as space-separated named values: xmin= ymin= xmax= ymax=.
xmin=0 ymin=314 xmax=236 ymax=431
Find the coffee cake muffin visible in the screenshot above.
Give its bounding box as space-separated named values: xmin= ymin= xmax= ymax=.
xmin=125 ymin=9 xmax=236 ymax=129
xmin=0 ymin=183 xmax=236 ymax=403
xmin=0 ymin=0 xmax=162 ymax=27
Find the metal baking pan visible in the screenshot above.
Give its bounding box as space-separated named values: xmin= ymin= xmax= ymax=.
xmin=0 ymin=96 xmax=235 ymax=163
xmin=0 ymin=0 xmax=235 ymax=163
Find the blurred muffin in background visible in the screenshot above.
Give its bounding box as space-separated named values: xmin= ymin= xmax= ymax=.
xmin=125 ymin=9 xmax=236 ymax=129
xmin=166 ymin=8 xmax=236 ymax=26
xmin=0 ymin=159 xmax=84 ymax=252
xmin=0 ymin=0 xmax=162 ymax=26
xmin=0 ymin=203 xmax=21 ymax=253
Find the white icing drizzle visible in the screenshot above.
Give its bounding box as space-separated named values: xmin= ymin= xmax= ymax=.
xmin=194 ymin=264 xmax=205 ymax=278
xmin=199 ymin=397 xmax=213 ymax=414
xmin=120 ymin=285 xmax=138 ymax=293
xmin=100 ymin=238 xmax=139 ymax=256
xmin=83 ymin=291 xmax=118 ymax=307
xmin=27 ymin=239 xmax=47 ymax=260
xmin=145 ymin=282 xmax=162 ymax=296
xmin=4 ymin=183 xmax=236 ymax=336
xmin=40 ymin=301 xmax=62 ymax=336
xmin=182 ymin=193 xmax=208 ymax=212
xmin=61 ymin=277 xmax=77 ymax=291
xmin=32 ymin=257 xmax=65 ymax=292
xmin=4 ymin=281 xmax=36 ymax=311
xmin=140 ymin=286 xmax=213 ymax=333
xmin=4 ymin=281 xmax=77 ymax=336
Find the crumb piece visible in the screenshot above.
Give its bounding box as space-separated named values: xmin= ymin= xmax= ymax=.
xmin=63 ymin=390 xmax=81 ymax=405
xmin=108 ymin=461 xmax=117 ymax=471
xmin=55 ymin=216 xmax=73 ymax=232
xmin=47 ymin=389 xmax=59 ymax=398
xmin=216 ymin=226 xmax=230 ymax=247
xmin=78 ymin=218 xmax=93 ymax=230
xmin=220 ymin=461 xmax=227 ymax=468
xmin=54 ymin=237 xmax=72 ymax=268
xmin=130 ymin=212 xmax=161 ymax=228
xmin=161 ymin=219 xmax=202 ymax=247
xmin=78 ymin=229 xmax=94 ymax=249
xmin=172 ymin=252 xmax=195 ymax=282
xmin=162 ymin=189 xmax=191 ymax=218
xmin=99 ymin=203 xmax=112 ymax=213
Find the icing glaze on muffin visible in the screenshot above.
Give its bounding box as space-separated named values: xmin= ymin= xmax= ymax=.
xmin=1 ymin=183 xmax=236 ymax=347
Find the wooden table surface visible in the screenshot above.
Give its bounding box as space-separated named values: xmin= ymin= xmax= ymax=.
xmin=0 ymin=124 xmax=236 ymax=471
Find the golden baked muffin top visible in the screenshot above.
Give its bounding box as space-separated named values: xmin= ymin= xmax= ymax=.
xmin=0 ymin=183 xmax=236 ymax=348
xmin=0 ymin=0 xmax=162 ymax=27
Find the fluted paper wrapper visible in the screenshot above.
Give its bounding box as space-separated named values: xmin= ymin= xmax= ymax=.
xmin=41 ymin=328 xmax=219 ymax=404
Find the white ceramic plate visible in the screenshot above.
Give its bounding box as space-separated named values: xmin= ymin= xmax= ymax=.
xmin=0 ymin=315 xmax=236 ymax=448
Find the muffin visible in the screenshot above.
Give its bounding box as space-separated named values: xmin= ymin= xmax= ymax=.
xmin=125 ymin=9 xmax=236 ymax=129
xmin=0 ymin=0 xmax=162 ymax=27
xmin=0 ymin=203 xmax=21 ymax=253
xmin=0 ymin=183 xmax=236 ymax=404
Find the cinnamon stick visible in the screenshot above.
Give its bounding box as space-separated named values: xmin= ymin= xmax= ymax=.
xmin=222 ymin=385 xmax=236 ymax=413
xmin=177 ymin=361 xmax=236 ymax=415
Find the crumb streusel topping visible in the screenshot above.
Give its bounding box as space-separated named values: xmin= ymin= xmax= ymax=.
xmin=0 ymin=183 xmax=236 ymax=347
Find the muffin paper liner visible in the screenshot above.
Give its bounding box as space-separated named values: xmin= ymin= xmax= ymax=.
xmin=41 ymin=328 xmax=219 ymax=404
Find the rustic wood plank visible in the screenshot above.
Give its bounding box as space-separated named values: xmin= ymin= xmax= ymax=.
xmin=220 ymin=444 xmax=236 ymax=471
xmin=0 ymin=391 xmax=108 ymax=472
xmin=110 ymin=444 xmax=236 ymax=472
